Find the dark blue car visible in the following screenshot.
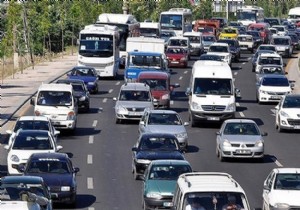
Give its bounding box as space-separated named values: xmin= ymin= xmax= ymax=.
xmin=68 ymin=66 xmax=98 ymax=94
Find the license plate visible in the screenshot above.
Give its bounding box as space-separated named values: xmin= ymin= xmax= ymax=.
xmin=128 ymin=112 xmax=140 ymax=116
xmin=208 ymin=117 xmax=220 ymax=121
xmin=236 ymin=150 xmax=251 ymax=154
xmin=171 ymin=61 xmax=179 ymax=64
xmin=294 ymin=126 xmax=300 ymax=129
xmin=271 ymin=96 xmax=281 ymax=100
xmin=52 ymin=122 xmax=60 ymax=125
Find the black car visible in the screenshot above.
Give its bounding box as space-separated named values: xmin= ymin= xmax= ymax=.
xmin=217 ymin=39 xmax=241 ymax=61
xmin=56 ymin=79 xmax=90 ymax=112
xmin=131 ymin=133 xmax=184 ymax=180
xmin=251 ymin=50 xmax=276 ymax=72
xmin=264 ymin=18 xmax=281 ymax=27
xmin=288 ymin=32 xmax=300 ymax=50
xmin=19 ymin=152 xmax=80 ymax=207
xmin=246 ymin=30 xmax=263 ymax=45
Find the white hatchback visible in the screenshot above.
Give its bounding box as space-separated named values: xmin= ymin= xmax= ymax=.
xmin=4 ymin=129 xmax=63 ymax=175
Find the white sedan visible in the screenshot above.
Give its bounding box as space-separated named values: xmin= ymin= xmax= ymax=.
xmin=4 ymin=129 xmax=63 ymax=175
xmin=275 ymin=94 xmax=300 ymax=132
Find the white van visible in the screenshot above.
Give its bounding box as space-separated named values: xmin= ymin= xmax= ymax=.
xmin=183 ymin=31 xmax=204 ymax=56
xmin=140 ymin=22 xmax=160 ymax=38
xmin=30 ymin=83 xmax=78 ymax=131
xmin=165 ymin=172 xmax=251 ymax=210
xmin=186 ymin=60 xmax=240 ymax=126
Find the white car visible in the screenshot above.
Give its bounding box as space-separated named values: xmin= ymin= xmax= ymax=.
xmin=255 ymin=53 xmax=284 ymax=73
xmin=272 ymin=25 xmax=288 ymax=36
xmin=4 ymin=129 xmax=63 ymax=175
xmin=6 ymin=115 xmax=60 ymax=147
xmin=237 ymin=34 xmax=255 ymax=53
xmin=275 ymin=94 xmax=300 ymax=132
xmin=207 ymin=42 xmax=232 ymax=66
xmin=257 ymin=44 xmax=277 ymax=53
xmin=256 ymin=75 xmax=292 ymax=104
xmin=263 ymin=168 xmax=300 ymax=210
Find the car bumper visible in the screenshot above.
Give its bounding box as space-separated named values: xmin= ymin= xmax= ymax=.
xmin=168 ymin=60 xmax=187 ymax=67
xmin=50 ymin=190 xmax=76 ymax=204
xmin=52 ymin=120 xmax=77 ymax=130
xmin=191 ymin=110 xmax=235 ymax=122
xmin=220 ymin=146 xmax=264 ymax=158
xmin=258 ymin=93 xmax=285 ymax=102
xmin=277 ymin=49 xmax=290 ymax=57
xmin=144 ymin=196 xmax=173 ymax=209
xmin=278 ymin=117 xmax=300 ymax=130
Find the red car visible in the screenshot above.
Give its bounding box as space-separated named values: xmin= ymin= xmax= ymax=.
xmin=166 ymin=47 xmax=189 ymax=68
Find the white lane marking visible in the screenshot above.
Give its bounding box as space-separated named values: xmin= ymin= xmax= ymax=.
xmin=87 ymin=177 xmax=94 ymax=189
xmin=98 ymin=107 xmax=103 ymax=113
xmin=115 ymin=81 xmax=120 ymax=85
xmin=270 ymin=109 xmax=276 ymax=116
xmin=233 ymin=78 xmax=235 ymax=82
xmin=179 ymin=76 xmax=183 ymax=80
xmin=272 ymin=157 xmax=283 ymax=167
xmin=89 ymin=136 xmax=94 ymax=144
xmin=234 ymin=72 xmax=238 ymax=76
xmin=239 ymin=112 xmax=245 ymax=117
xmin=88 ymin=208 xmax=95 ymax=210
xmin=242 ymin=62 xmax=246 ymax=65
xmin=109 ymin=89 xmax=113 ymax=93
xmin=184 ymin=71 xmax=188 ymax=74
xmin=103 ymin=98 xmax=107 ymax=103
xmin=236 ymin=102 xmax=240 ymax=106
xmin=92 ymin=120 xmax=97 ymax=127
xmin=170 ymin=100 xmax=174 ymax=105
xmin=87 ymin=154 xmax=93 ymax=164
xmin=247 ymin=57 xmax=251 ymax=61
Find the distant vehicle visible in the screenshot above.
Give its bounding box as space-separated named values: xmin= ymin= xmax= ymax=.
xmin=199 ymin=54 xmax=223 ymax=62
xmin=248 ymin=23 xmax=271 ymax=44
xmin=139 ymin=109 xmax=189 ymax=151
xmin=246 ymin=30 xmax=263 ymax=45
xmin=165 ymin=47 xmax=189 ymax=68
xmin=255 ymin=53 xmax=284 ymax=73
xmin=287 ymin=7 xmax=300 ymax=22
xmin=140 ymin=22 xmax=160 ymax=38
xmin=207 ymin=43 xmax=232 ymax=66
xmin=228 ymin=21 xmax=243 ymax=27
xmin=275 ymin=94 xmax=300 ymax=132
xmin=0 ymin=175 xmax=53 ymax=210
xmin=257 ymin=44 xmax=277 ymax=52
xmin=251 ymin=50 xmax=277 ymax=72
xmin=141 ymin=160 xmax=192 ymax=210
xmin=237 ymin=34 xmax=256 ymax=53
xmin=183 ymin=31 xmax=204 ymax=56
xmin=77 ymin=24 xmax=120 ymax=78
xmin=203 ymin=34 xmax=217 ymax=53
xmin=160 ymin=30 xmax=176 ymax=46
xmin=272 ymin=25 xmax=288 ymax=36
xmin=211 ymin=17 xmax=228 ymax=28
xmin=159 ymin=8 xmax=192 ymax=36
xmin=216 ymin=119 xmax=267 ymax=161
xmin=263 ymin=168 xmax=300 ymax=210
xmin=219 ymin=27 xmax=239 ymax=40
xmin=256 ymin=75 xmax=292 ymax=104
xmin=271 ymin=35 xmax=293 ymax=57
xmin=131 ymin=133 xmax=185 ymax=180
xmin=269 ymin=27 xmax=279 ymax=36
xmin=288 ymin=32 xmax=300 ymax=50
xmin=217 ymin=39 xmax=241 ymax=61
xmin=264 ymin=17 xmax=281 ymax=27
xmin=67 ymin=66 xmax=98 ymax=94
xmin=96 ymin=13 xmax=140 ymax=68
xmin=236 ymin=5 xmax=264 ymax=26
xmin=167 ymin=36 xmax=191 ymax=59
xmin=256 ymin=65 xmax=286 ymax=83
xmin=20 ymin=152 xmax=80 ymax=207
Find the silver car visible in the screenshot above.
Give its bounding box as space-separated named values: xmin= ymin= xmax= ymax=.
xmin=139 ymin=110 xmax=189 ymax=151
xmin=114 ymin=83 xmax=155 ymax=124
xmin=216 ymin=119 xmax=267 ymax=161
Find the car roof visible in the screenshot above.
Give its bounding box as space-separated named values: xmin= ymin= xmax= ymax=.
xmin=121 ymin=82 xmax=150 ymax=91
xmin=38 ymin=83 xmax=73 ymax=92
xmin=1 ymin=175 xmax=44 ymax=184
xmin=259 ymin=53 xmax=281 ymax=58
xmin=261 ymin=74 xmax=287 ymax=78
xmin=56 ymin=79 xmax=85 ymax=85
xmin=238 ymin=34 xmax=252 ymax=37
xmin=273 ymin=168 xmax=300 ymax=174
xmin=29 ymin=152 xmax=68 ymax=161
xmin=150 ymin=159 xmax=191 ymax=166
xmin=169 ymin=36 xmax=189 ymax=41
xmin=272 ymin=35 xmax=291 ymax=39
xmin=210 ymin=42 xmax=229 ymax=47
xmin=72 ymin=66 xmax=96 ymax=70
xmin=140 ymin=133 xmax=177 ymax=139
xmin=223 ymin=119 xmax=256 ymax=124
xmin=17 ymin=116 xmax=50 ymax=121
xmin=128 ymin=51 xmax=162 ymax=56
xmin=138 ymin=71 xmax=169 ymax=79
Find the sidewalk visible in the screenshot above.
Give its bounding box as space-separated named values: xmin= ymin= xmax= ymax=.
xmin=0 ymin=53 xmax=78 ymax=134
xmin=286 ymin=53 xmax=300 ymax=94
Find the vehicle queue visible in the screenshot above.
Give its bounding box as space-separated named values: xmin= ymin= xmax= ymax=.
xmin=1 ymin=7 xmax=300 ymax=210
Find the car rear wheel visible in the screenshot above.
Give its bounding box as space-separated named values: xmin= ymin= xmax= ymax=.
xmin=276 ymin=121 xmax=283 ymax=133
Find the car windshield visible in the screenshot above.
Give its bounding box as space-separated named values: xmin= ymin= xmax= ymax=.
xmin=169 ymin=39 xmax=188 ymax=47
xmin=238 ymin=36 xmax=252 ymax=41
xmin=223 ymin=122 xmax=260 ymax=135
xmin=199 ymin=55 xmax=222 ymax=61
xmin=27 ymin=160 xmax=70 ymax=174
xmin=37 ymin=91 xmax=72 ymax=106
xmin=149 ymin=164 xmax=192 ymax=180
xmin=274 ymin=26 xmax=285 ymax=31
xmin=209 ymin=46 xmax=228 ymax=52
xmin=246 ymin=31 xmax=260 ymax=37
xmin=71 ymin=68 xmax=95 ymax=76
xmin=203 ymin=36 xmax=215 ymax=42
xmin=148 ymin=113 xmax=182 ymax=125
xmin=222 ymin=28 xmax=237 ymax=34
xmin=262 ymin=77 xmax=289 ymax=86
xmin=166 ymin=48 xmax=186 ymax=54
xmin=0 ymin=183 xmax=46 ymax=201
xmin=259 ymin=46 xmax=276 ymax=51
xmin=183 ymin=192 xmax=248 ymax=210
xmin=119 ymin=90 xmax=151 ymax=101
xmin=12 ymin=133 xmax=53 ymax=150
xmin=194 ymin=78 xmax=233 ymax=95
xmin=129 ymin=54 xmax=162 ymax=68
xmin=258 ymin=57 xmax=282 ymax=65
xmin=138 ymin=79 xmax=167 ymax=91
xmin=273 ymin=38 xmax=290 ymax=45
xmin=140 ymin=136 xmax=178 ymax=150
xmin=14 ymin=121 xmax=49 ymax=132
xmin=282 ymin=96 xmax=300 ymax=108
xmin=274 ymin=174 xmax=300 ymax=190
xmin=185 ymin=36 xmax=200 ymax=43
xmin=72 ymin=83 xmax=85 ymax=92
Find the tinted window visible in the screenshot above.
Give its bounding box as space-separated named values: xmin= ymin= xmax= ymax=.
xmin=262 ymin=77 xmax=289 ymax=86
xmin=13 ymin=133 xmax=53 ymax=150
xmin=14 ymin=121 xmax=49 ymax=132
xmin=223 ymin=123 xmax=260 ymax=135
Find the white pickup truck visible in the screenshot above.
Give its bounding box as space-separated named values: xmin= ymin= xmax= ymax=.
xmin=237 ymin=34 xmax=255 ymax=53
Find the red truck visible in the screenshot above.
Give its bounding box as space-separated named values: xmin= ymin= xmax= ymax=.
xmin=193 ymin=19 xmax=220 ymax=37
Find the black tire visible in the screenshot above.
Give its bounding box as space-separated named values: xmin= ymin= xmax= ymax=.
xmin=191 ymin=116 xmax=196 ymax=127
xmin=218 ymin=149 xmax=224 ymax=162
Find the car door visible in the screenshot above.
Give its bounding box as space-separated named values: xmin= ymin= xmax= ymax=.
xmin=263 ymin=170 xmax=276 ymax=210
xmin=139 ymin=111 xmax=149 ymax=134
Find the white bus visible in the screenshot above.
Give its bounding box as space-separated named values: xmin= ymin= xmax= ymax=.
xmin=159 ymin=8 xmax=193 ymax=36
xmin=78 ymin=24 xmax=120 ymax=78
xmin=236 ymin=6 xmax=264 ymax=26
xmin=140 ymin=22 xmax=160 ymax=38
xmin=96 ymin=13 xmax=140 ymax=67
xmin=288 ymin=7 xmax=300 ymax=22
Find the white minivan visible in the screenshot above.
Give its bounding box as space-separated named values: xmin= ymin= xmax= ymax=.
xmin=30 ymin=83 xmax=78 ymax=132
xmin=183 ymin=31 xmax=204 ymax=56
xmin=186 ymin=60 xmax=240 ymax=126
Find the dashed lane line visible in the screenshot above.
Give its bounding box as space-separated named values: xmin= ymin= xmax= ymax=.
xmin=242 ymin=62 xmax=246 ymax=65
xmin=87 ymin=154 xmax=93 ymax=164
xmin=234 ymin=72 xmax=238 ymax=76
xmin=92 ymin=120 xmax=97 ymax=127
xmin=179 ymin=76 xmax=183 ymax=80
xmin=115 ymin=81 xmax=120 ymax=85
xmin=98 ymin=107 xmax=103 ymax=113
xmin=272 ymin=157 xmax=283 ymax=167
xmin=108 ymin=89 xmax=113 ymax=93
xmin=239 ymin=112 xmax=245 ymax=117
xmin=89 ymin=136 xmax=94 ymax=144
xmin=236 ymin=102 xmax=240 ymax=106
xmin=170 ymin=100 xmax=174 ymax=105
xmin=87 ymin=177 xmax=94 ymax=189
xmin=184 ymin=71 xmax=188 ymax=74
xmin=102 ymin=98 xmax=107 ymax=103
xmin=88 ymin=208 xmax=95 ymax=210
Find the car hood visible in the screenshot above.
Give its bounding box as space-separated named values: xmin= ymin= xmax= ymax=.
xmin=144 ymin=125 xmax=186 ymax=134
xmin=136 ymin=151 xmax=184 ymax=160
xmin=269 ymin=190 xmax=300 ymax=206
xmin=281 ymin=108 xmax=300 ymax=118
xmin=116 ymin=101 xmax=153 ymax=108
xmin=146 ymin=179 xmax=176 ymax=196
xmin=259 ymin=86 xmax=291 ymax=92
xmin=223 ymin=135 xmax=263 ymax=143
xmin=25 ymin=172 xmax=74 ymax=187
xmin=203 ymin=41 xmax=214 ymax=46
xmin=68 ymin=75 xmax=97 ymax=83
xmin=0 ymin=201 xmax=38 ymax=210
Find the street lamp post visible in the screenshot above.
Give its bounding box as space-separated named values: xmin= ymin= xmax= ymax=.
xmin=122 ymin=0 xmax=128 ymax=15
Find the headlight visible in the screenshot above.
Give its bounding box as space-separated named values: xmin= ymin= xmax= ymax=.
xmin=270 ymin=203 xmax=290 ymax=210
xmin=226 ymin=103 xmax=236 ymax=112
xmin=79 ymin=96 xmax=86 ymax=101
xmin=260 ymin=90 xmax=267 ymax=94
xmin=136 ymin=159 xmax=151 ymax=164
xmin=255 ymin=140 xmax=263 ymax=147
xmin=115 ymin=105 xmax=127 ymax=113
xmin=146 ymin=192 xmax=162 ymax=199
xmin=67 ymin=111 xmax=76 ymax=120
xmin=11 ymin=155 xmax=20 ymax=162
xmin=61 ymin=186 xmax=71 ymax=192
xmin=191 ymin=102 xmax=202 ymax=110
xmin=280 ymin=110 xmax=289 ymax=118
xmin=161 ymin=94 xmax=170 ymax=100
xmin=175 ymin=132 xmax=188 ymax=139
xmin=222 ymin=139 xmax=231 ymax=147
xmin=88 ymin=82 xmax=95 ymax=85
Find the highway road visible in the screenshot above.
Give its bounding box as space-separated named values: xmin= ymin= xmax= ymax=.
xmin=1 ymin=51 xmax=300 ymax=210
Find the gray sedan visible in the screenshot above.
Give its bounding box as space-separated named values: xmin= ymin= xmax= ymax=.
xmin=139 ymin=110 xmax=189 ymax=151
xmin=216 ymin=119 xmax=267 ymax=161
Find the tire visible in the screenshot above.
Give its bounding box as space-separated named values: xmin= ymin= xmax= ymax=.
xmin=191 ymin=115 xmax=196 ymax=127
xmin=276 ymin=121 xmax=283 ymax=133
xmin=116 ymin=118 xmax=122 ymax=124
xmin=142 ymin=200 xmax=149 ymax=210
xmin=218 ymin=149 xmax=224 ymax=162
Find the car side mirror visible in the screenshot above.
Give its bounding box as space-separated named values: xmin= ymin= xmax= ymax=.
xmin=113 ymin=97 xmax=117 ymax=101
xmin=173 ymin=83 xmax=180 ymax=88
xmin=235 ymin=88 xmax=241 ymax=98
xmin=185 ymin=88 xmax=191 ymax=96
xmin=56 ymin=145 xmax=63 ymax=151
xmin=30 ymin=97 xmax=35 ymax=105
xmin=18 ymin=165 xmax=25 ymax=173
xmin=4 ymin=145 xmax=9 ymax=150
xmin=153 ymin=98 xmax=158 ymax=106
xmin=216 ymin=131 xmax=221 ymax=135
xmin=6 ymin=130 xmax=12 ymax=135
xmin=275 ymin=105 xmax=279 ymax=110
xmin=74 ymin=167 xmax=80 ymax=173
xmin=54 ymin=130 xmax=60 ymax=136
xmin=283 ymin=63 xmax=287 ymax=67
xmin=132 ymin=147 xmax=138 ymax=152
xmin=263 ymin=183 xmax=270 ymax=190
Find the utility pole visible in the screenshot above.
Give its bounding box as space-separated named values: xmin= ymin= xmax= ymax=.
xmin=22 ymin=3 xmax=34 ymax=69
xmin=122 ymin=0 xmax=128 ymax=15
xmin=12 ymin=24 xmax=16 ymax=79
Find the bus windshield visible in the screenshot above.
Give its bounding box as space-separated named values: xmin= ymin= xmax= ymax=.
xmin=79 ymin=34 xmax=113 ymax=58
xmin=237 ymin=12 xmax=256 ymax=21
xmin=160 ymin=14 xmax=182 ymax=30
